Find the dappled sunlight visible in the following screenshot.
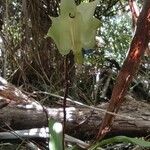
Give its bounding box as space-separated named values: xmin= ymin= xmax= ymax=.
xmin=47 ymin=107 xmax=76 ymax=121
xmin=53 ymin=122 xmax=62 ymax=133
xmin=23 ymin=127 xmax=49 ymax=138
xmin=130 ymin=41 xmax=142 ymax=60
xmin=17 ymin=100 xmax=43 ymax=110
xmin=14 ymin=88 xmax=28 ymax=99
xmin=0 ymin=85 xmax=7 ymax=91
xmin=0 ymin=77 xmax=8 ymax=85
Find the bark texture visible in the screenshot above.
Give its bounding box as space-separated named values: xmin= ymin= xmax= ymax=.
xmin=0 ymin=77 xmax=149 ymax=140
xmin=0 ymin=98 xmax=149 ymax=140
xmin=97 ymin=0 xmax=150 ymax=140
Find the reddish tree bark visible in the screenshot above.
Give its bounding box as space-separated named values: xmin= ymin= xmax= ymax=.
xmin=129 ymin=0 xmax=139 ymax=30
xmin=97 ymin=0 xmax=150 ymax=140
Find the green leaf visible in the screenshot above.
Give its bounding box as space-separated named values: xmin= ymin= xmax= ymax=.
xmin=89 ymin=136 xmax=150 ymax=150
xmin=48 ymin=118 xmax=63 ymax=150
xmin=47 ymin=0 xmax=100 ymax=63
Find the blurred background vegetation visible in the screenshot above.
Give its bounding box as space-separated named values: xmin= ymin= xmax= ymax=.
xmin=0 ymin=0 xmax=149 ymax=105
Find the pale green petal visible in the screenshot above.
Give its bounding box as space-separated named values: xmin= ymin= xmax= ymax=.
xmin=77 ymin=0 xmax=99 ymax=21
xmin=77 ymin=0 xmax=101 ymax=48
xmin=47 ymin=0 xmax=101 ymax=63
xmin=82 ymin=18 xmax=100 ymax=48
xmin=60 ymin=0 xmax=76 ymax=17
xmin=48 ymin=17 xmax=72 ymax=55
xmin=69 ymin=12 xmax=82 ymax=56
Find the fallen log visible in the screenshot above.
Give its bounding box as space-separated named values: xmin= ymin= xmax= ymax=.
xmin=0 ymin=98 xmax=149 ymax=140
xmin=0 ymin=77 xmax=150 ymax=140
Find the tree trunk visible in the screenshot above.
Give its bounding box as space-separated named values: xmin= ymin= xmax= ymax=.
xmin=97 ymin=0 xmax=150 ymax=140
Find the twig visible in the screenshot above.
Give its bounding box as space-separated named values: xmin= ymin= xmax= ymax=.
xmin=63 ymin=55 xmax=69 ymax=150
xmin=0 ymin=128 xmax=91 ymax=149
xmin=34 ymin=91 xmax=135 ymax=120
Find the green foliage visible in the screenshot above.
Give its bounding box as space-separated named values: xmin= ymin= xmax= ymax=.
xmin=89 ymin=136 xmax=150 ymax=149
xmin=48 ymin=118 xmax=63 ymax=150
xmin=100 ymin=14 xmax=132 ymax=63
xmin=47 ymin=0 xmax=100 ymax=63
xmin=83 ymin=14 xmax=132 ymax=69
